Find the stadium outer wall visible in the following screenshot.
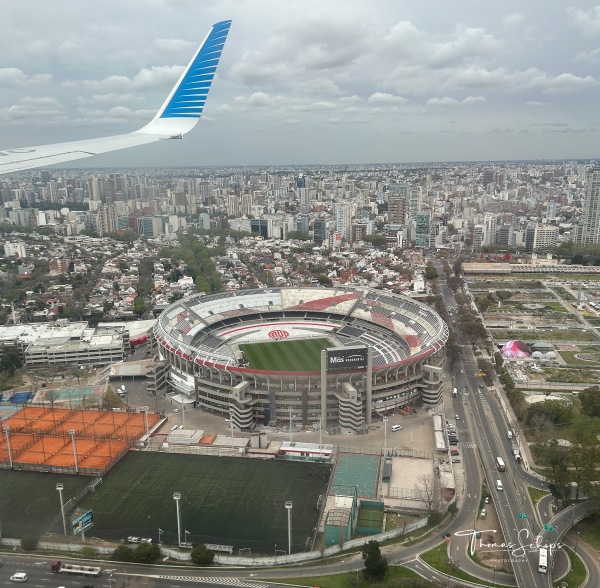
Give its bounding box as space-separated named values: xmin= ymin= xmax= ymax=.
xmin=153 ymin=286 xmax=448 ymax=432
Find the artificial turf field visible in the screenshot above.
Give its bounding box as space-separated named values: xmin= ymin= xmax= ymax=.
xmin=77 ymin=452 xmax=331 ymax=552
xmin=0 ymin=470 xmax=89 ymax=538
xmin=240 ymin=337 xmax=332 ymax=371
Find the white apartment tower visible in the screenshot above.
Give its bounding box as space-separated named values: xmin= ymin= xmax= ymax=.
xmin=580 ymin=168 xmax=600 ymax=244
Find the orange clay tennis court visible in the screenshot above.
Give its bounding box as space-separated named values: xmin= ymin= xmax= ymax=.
xmin=0 ymin=407 xmax=160 ymax=476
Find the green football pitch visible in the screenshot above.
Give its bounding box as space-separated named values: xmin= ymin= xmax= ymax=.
xmin=0 ymin=471 xmax=90 ymax=538
xmin=77 ymin=452 xmax=330 ymax=552
xmin=240 ymin=337 xmax=332 ymax=371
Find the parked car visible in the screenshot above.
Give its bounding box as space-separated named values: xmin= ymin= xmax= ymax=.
xmin=452 ymin=459 xmax=461 ymax=463
xmin=170 ymin=425 xmax=178 ymax=431
xmin=485 ymin=496 xmax=490 ymax=504
xmin=10 ymin=573 xmax=27 ymax=582
xmin=450 ymin=449 xmax=459 ymax=456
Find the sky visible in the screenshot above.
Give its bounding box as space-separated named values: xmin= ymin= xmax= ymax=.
xmin=1 ymin=0 xmax=600 ymax=167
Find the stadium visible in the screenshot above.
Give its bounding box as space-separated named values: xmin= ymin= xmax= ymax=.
xmin=154 ymin=287 xmax=448 ymax=432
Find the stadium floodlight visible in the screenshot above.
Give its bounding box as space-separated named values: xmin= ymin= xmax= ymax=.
xmin=383 ymin=416 xmax=388 ymax=457
xmin=285 ymin=501 xmax=293 ymax=554
xmin=2 ymin=425 xmax=12 ymax=468
xmin=68 ymin=429 xmax=79 ymax=474
xmin=141 ymin=406 xmax=149 ymax=435
xmin=173 ymin=492 xmax=182 ymax=547
xmin=56 ymin=483 xmax=67 ymax=535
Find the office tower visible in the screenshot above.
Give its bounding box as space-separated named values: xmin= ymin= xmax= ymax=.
xmin=580 ymin=168 xmax=600 ymax=244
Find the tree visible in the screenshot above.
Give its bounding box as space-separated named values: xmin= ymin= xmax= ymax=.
xmin=530 ymin=413 xmax=553 ymax=442
xmin=133 ymin=296 xmax=147 ymax=317
xmin=44 ymin=389 xmax=59 ymax=408
xmin=447 ymin=275 xmax=462 ymax=293
xmin=0 ymin=345 xmax=23 ymax=376
xmin=191 ymin=544 xmax=215 ymax=565
xmin=580 ymin=386 xmax=600 ymax=418
xmin=112 ymin=545 xmax=134 ymax=562
xmin=415 ymin=473 xmax=441 ymax=513
xmin=425 ymin=266 xmax=438 ymax=280
xmin=20 ymin=535 xmax=39 ymax=551
xmin=132 ymin=542 xmax=160 ymax=563
xmin=361 ymin=540 xmax=388 ymax=580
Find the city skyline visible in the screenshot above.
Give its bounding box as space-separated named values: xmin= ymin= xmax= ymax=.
xmin=1 ymin=1 xmax=600 ymax=167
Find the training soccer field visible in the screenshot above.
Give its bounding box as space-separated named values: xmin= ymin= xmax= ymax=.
xmin=77 ymin=452 xmax=330 ymax=552
xmin=240 ymin=337 xmax=332 ymax=371
xmin=0 ymin=471 xmax=90 ymax=538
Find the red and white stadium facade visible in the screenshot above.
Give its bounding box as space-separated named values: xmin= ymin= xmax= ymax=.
xmin=153 ymin=287 xmax=448 ymax=431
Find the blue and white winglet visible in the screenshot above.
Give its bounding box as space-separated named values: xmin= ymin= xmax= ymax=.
xmin=0 ymin=20 xmax=231 ymax=174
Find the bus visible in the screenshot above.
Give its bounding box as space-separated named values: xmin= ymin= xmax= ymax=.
xmin=496 ymin=456 xmax=506 ymax=472
xmin=538 ymin=548 xmax=548 ymax=574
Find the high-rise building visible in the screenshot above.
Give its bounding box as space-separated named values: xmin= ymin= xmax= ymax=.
xmin=579 ymin=168 xmax=600 ymax=244
xmin=388 ymin=195 xmax=406 ymax=225
xmin=415 ymin=213 xmax=431 ymax=248
xmin=313 ymin=218 xmax=327 ymax=245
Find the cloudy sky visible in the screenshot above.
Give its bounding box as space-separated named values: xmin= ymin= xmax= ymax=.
xmin=1 ymin=0 xmax=600 ymax=167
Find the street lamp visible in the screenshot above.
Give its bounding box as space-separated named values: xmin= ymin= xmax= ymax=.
xmin=3 ymin=426 xmax=13 ymax=468
xmin=285 ymin=501 xmax=293 ymax=554
xmin=383 ymin=417 xmax=388 ymax=457
xmin=575 ymin=531 xmax=580 ymax=554
xmin=56 ymin=483 xmax=67 ymax=535
xmin=141 ymin=406 xmax=149 ymax=435
xmin=68 ymin=429 xmax=78 ymax=474
xmin=173 ymin=492 xmax=182 ymax=547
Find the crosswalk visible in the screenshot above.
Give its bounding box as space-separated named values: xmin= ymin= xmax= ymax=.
xmin=159 ymin=576 xmax=269 ymax=588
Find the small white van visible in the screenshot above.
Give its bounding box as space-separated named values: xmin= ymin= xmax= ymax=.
xmin=496 ymin=479 xmax=503 ymax=491
xmin=507 ymin=430 xmax=513 ymax=439
xmin=391 ymin=424 xmax=403 ymax=432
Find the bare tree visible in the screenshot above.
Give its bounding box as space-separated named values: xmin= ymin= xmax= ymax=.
xmin=531 ymin=413 xmax=553 ymax=442
xmin=415 ymin=473 xmax=441 ymax=512
xmin=44 ymin=389 xmax=59 ymax=408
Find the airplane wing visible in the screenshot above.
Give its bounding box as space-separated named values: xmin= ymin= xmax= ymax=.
xmin=0 ymin=19 xmax=231 ymax=174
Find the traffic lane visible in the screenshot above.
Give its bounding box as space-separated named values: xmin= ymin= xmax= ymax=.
xmin=469 ymin=388 xmax=545 ymax=588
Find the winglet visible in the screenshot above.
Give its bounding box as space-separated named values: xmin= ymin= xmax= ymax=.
xmin=138 ymin=19 xmax=232 ymax=137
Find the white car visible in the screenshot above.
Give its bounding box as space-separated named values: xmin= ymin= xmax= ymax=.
xmin=178 ymin=425 xmax=184 ymax=430
xmin=10 ymin=573 xmax=27 ymax=582
xmin=170 ymin=424 xmax=178 ymax=431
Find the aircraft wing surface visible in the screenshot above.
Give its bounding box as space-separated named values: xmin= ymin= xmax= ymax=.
xmin=0 ymin=19 xmax=231 ymax=174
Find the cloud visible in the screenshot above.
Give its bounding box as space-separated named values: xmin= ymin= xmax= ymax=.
xmin=73 ymin=65 xmax=185 ymax=93
xmin=0 ymin=96 xmax=65 ymax=124
xmin=503 ymin=13 xmax=524 ymax=27
xmin=426 ymin=95 xmax=485 ymax=106
xmin=367 ymin=92 xmax=408 ymax=105
xmin=461 ymin=95 xmax=486 ymax=104
xmin=218 ymin=92 xmax=336 ymax=115
xmin=383 ymin=21 xmax=502 ymax=68
xmin=574 ymin=48 xmax=600 ymax=62
xmin=567 ymin=5 xmax=600 ymax=35
xmin=541 ymin=72 xmax=598 ymax=93
xmin=427 ymin=96 xmax=459 ymax=106
xmin=0 ymin=68 xmax=53 ymax=87
xmin=74 ymin=105 xmax=154 ymax=125
xmin=153 ymin=38 xmax=195 ymax=52
xmin=525 ymin=101 xmax=550 ymax=106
